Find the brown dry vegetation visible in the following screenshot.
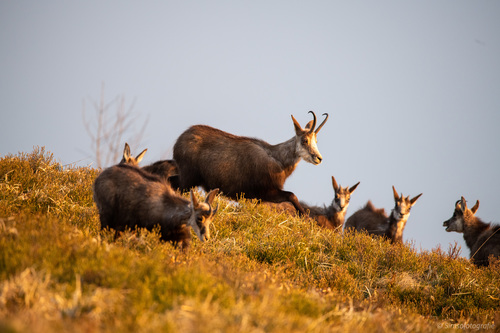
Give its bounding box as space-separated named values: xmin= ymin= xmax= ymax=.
xmin=0 ymin=147 xmax=498 ymax=332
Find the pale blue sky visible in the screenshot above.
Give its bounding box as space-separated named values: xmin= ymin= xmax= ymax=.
xmin=1 ymin=1 xmax=499 ymax=254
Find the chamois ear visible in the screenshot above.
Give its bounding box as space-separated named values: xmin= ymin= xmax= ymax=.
xmin=291 ymin=115 xmax=305 ymax=135
xmin=460 ymin=196 xmax=467 ymax=212
xmin=190 ymin=189 xmax=199 ymax=209
xmin=304 ymin=120 xmax=315 ymax=131
xmin=332 ymin=176 xmax=339 ymax=192
xmin=349 ymin=181 xmax=360 ymax=193
xmin=410 ymin=193 xmax=423 ymax=205
xmin=123 ymin=143 xmax=131 ymax=161
xmin=135 ymin=148 xmax=147 ymax=164
xmin=471 ymin=200 xmax=480 ymax=214
xmin=392 ymin=186 xmax=400 ymax=201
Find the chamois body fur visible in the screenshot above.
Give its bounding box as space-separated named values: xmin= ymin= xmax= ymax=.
xmin=173 ymin=111 xmax=328 ymax=214
xmin=443 ymin=197 xmax=500 ymax=266
xmin=345 ymin=186 xmax=422 ymax=243
xmin=93 ymin=163 xmax=218 ymax=248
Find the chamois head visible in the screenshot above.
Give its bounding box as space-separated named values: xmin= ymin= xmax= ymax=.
xmin=331 ymin=176 xmax=360 ymax=212
xmin=443 ymin=196 xmax=480 ymax=233
xmin=391 ymin=186 xmax=422 ymax=221
xmin=291 ymin=111 xmax=328 ymax=165
xmin=120 ymin=143 xmax=147 ymax=166
xmin=188 ymin=189 xmax=219 ymax=242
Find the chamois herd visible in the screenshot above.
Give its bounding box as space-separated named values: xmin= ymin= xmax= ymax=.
xmin=93 ymin=111 xmax=500 ymax=266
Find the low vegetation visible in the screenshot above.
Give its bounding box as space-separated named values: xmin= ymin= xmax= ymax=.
xmin=0 ymin=148 xmax=498 ymax=332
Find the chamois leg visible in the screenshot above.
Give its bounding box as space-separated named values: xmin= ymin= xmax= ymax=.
xmin=263 ymin=190 xmax=306 ymax=215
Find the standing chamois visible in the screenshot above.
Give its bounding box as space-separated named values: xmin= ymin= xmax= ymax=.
xmin=173 ymin=111 xmax=329 ymax=215
xmin=93 ymin=160 xmax=219 ymax=248
xmin=120 ymin=143 xmax=179 ymax=187
xmin=344 ymin=186 xmax=422 ymax=243
xmin=443 ymin=197 xmax=500 ymax=266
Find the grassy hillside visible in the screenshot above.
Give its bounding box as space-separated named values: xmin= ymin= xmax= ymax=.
xmin=0 ymin=148 xmax=498 ymax=332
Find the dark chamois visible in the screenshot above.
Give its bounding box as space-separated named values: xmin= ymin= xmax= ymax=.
xmin=93 ymin=162 xmax=219 ymax=248
xmin=263 ymin=176 xmax=359 ymax=230
xmin=303 ymin=176 xmax=360 ymax=230
xmin=121 ymin=143 xmax=179 ymax=187
xmin=344 ymin=186 xmax=422 ymax=243
xmin=173 ymin=111 xmax=329 ymax=214
xmin=443 ymin=197 xmax=500 ymax=266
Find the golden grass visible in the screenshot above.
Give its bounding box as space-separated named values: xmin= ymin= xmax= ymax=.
xmin=0 ymin=147 xmax=498 ymax=332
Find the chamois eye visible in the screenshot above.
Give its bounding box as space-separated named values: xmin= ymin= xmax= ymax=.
xmin=301 ymin=137 xmax=308 ymax=145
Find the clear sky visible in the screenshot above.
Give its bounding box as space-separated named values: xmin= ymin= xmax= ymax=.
xmin=1 ymin=1 xmax=499 ymax=255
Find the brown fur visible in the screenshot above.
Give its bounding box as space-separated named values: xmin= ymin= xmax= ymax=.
xmin=344 ymin=186 xmax=422 ymax=243
xmin=173 ymin=111 xmax=328 ymax=215
xmin=93 ymin=163 xmax=219 ymax=248
xmin=443 ymin=197 xmax=500 ymax=266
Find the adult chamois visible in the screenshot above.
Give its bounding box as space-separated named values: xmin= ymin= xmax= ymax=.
xmin=93 ymin=160 xmax=219 ymax=248
xmin=173 ymin=111 xmax=329 ymax=215
xmin=121 ymin=143 xmax=179 ymax=187
xmin=344 ymin=186 xmax=422 ymax=243
xmin=443 ymin=197 xmax=500 ymax=266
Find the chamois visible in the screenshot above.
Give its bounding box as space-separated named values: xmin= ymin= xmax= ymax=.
xmin=263 ymin=176 xmax=360 ymax=229
xmin=443 ymin=197 xmax=500 ymax=266
xmin=93 ymin=162 xmax=219 ymax=248
xmin=344 ymin=186 xmax=422 ymax=243
xmin=303 ymin=176 xmax=360 ymax=230
xmin=173 ymin=111 xmax=329 ymax=215
xmin=120 ymin=143 xmax=179 ymax=187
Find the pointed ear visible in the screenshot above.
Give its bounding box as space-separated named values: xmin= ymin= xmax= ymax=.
xmin=471 ymin=200 xmax=479 ymax=214
xmin=349 ymin=181 xmax=360 ymax=193
xmin=392 ymin=186 xmax=400 ymax=201
xmin=304 ymin=120 xmax=315 ymax=131
xmin=123 ymin=143 xmax=131 ymax=160
xmin=331 ymin=176 xmax=339 ymax=192
xmin=190 ymin=189 xmax=199 ymax=209
xmin=410 ymin=193 xmax=422 ymax=205
xmin=291 ymin=115 xmax=304 ymax=135
xmin=135 ymin=148 xmax=147 ymax=164
xmin=205 ymin=188 xmax=219 ymax=206
xmin=460 ymin=196 xmax=467 ymax=212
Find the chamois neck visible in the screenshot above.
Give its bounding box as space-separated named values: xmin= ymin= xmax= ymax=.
xmin=268 ymin=137 xmax=301 ymax=171
xmin=326 ymin=205 xmax=345 ymax=228
xmin=463 ymin=216 xmax=490 ymax=250
xmin=386 ymin=210 xmax=407 ymax=243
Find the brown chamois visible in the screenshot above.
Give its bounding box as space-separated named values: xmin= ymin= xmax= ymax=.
xmin=443 ymin=197 xmax=500 ymax=266
xmin=173 ymin=111 xmax=329 ymax=215
xmin=120 ymin=143 xmax=179 ymax=187
xmin=93 ymin=162 xmax=219 ymax=248
xmin=344 ymin=186 xmax=422 ymax=243
xmin=302 ymin=176 xmax=360 ymax=230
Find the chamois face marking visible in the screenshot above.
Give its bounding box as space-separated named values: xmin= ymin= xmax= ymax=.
xmin=120 ymin=142 xmax=147 ymax=166
xmin=292 ymin=111 xmax=328 ymax=165
xmin=188 ymin=189 xmax=219 ymax=242
xmin=443 ymin=197 xmax=479 ymax=233
xmin=331 ymin=176 xmax=360 ymax=213
xmin=391 ymin=186 xmax=422 ymax=222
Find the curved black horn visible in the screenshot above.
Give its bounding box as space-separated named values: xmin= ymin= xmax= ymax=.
xmin=314 ymin=113 xmax=329 ymax=134
xmin=307 ymin=111 xmax=317 ymax=133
